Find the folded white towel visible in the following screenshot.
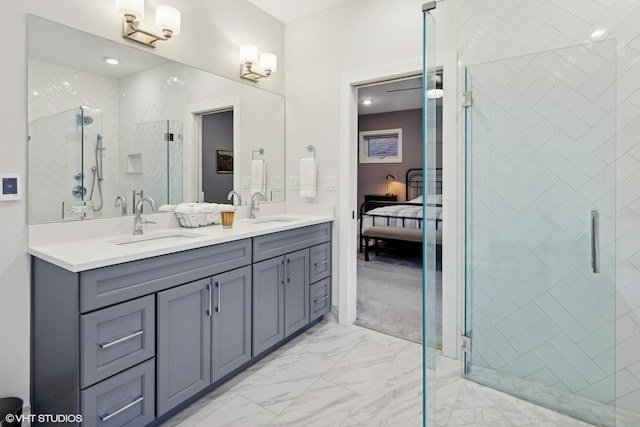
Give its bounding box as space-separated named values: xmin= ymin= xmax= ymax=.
xmin=250 ymin=159 xmax=266 ymax=194
xmin=159 ymin=204 xmax=177 ymax=212
xmin=300 ymin=158 xmax=316 ymax=198
xmin=175 ymin=203 xmax=197 ymax=214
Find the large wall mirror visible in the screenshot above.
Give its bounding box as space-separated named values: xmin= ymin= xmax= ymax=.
xmin=27 ymin=15 xmax=285 ymax=225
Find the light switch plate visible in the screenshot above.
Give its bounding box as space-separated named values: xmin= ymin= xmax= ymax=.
xmin=325 ymin=176 xmax=337 ymax=191
xmin=272 ymin=176 xmax=282 ymax=190
xmin=288 ymin=176 xmax=299 ymax=190
xmin=242 ymin=176 xmax=250 ymax=188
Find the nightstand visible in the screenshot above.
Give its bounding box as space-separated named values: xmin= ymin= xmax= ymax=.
xmin=364 ymin=194 xmax=398 ymax=202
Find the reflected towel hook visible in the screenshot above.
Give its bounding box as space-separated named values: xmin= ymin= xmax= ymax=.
xmin=304 ymin=145 xmax=315 ymax=159
xmin=252 ymin=148 xmax=264 ymax=160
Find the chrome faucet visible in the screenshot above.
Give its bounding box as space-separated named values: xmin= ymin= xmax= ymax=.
xmin=115 ymin=195 xmax=128 ymax=215
xmin=227 ymin=190 xmax=242 ymax=206
xmin=250 ymin=191 xmax=267 ymax=219
xmin=133 ymin=197 xmax=158 ymax=235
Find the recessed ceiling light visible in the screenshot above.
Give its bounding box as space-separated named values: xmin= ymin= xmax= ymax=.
xmin=362 ymin=99 xmax=373 ymax=105
xmin=104 ymin=57 xmax=119 ymax=65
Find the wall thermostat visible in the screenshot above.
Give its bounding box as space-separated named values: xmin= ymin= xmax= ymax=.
xmin=0 ymin=173 xmax=22 ymax=201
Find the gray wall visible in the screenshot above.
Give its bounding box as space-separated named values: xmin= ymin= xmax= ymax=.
xmin=358 ymin=109 xmax=425 ymax=207
xmin=202 ymin=111 xmax=233 ymax=204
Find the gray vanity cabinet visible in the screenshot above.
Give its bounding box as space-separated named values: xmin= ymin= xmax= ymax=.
xmin=284 ymin=249 xmax=310 ymax=337
xmin=32 ymin=223 xmax=331 ymax=426
xmin=211 ymin=266 xmax=252 ymax=382
xmin=252 ymin=256 xmax=285 ymax=356
xmin=156 ymin=278 xmax=211 ymax=416
xmin=253 ymin=249 xmax=310 ymax=357
xmin=157 ymin=266 xmax=253 ymax=415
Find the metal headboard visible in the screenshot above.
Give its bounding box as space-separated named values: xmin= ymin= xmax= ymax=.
xmin=405 ymin=167 xmax=441 ymax=200
xmin=405 ymin=168 xmax=423 ymax=200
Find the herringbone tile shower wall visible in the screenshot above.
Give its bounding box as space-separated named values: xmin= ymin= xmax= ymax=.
xmin=458 ymin=0 xmax=640 ymax=416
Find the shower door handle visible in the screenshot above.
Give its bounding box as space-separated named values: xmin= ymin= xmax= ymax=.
xmin=591 ymin=210 xmax=599 ymax=274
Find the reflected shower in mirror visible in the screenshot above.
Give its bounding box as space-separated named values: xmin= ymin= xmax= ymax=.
xmin=27 ymin=15 xmax=285 ymax=225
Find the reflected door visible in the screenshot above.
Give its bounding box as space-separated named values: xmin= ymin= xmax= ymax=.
xmin=464 ymin=41 xmax=616 ymax=426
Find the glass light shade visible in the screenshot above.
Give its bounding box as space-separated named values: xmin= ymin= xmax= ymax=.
xmin=260 ymin=53 xmax=277 ymax=73
xmin=115 ymin=0 xmax=144 ymax=19
xmin=426 ymin=88 xmax=443 ymax=99
xmin=240 ymin=45 xmax=258 ymax=64
xmin=155 ymin=6 xmax=181 ymax=35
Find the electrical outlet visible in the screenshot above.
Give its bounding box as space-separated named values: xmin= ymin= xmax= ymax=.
xmin=242 ymin=176 xmax=250 ymax=188
xmin=272 ymin=176 xmax=282 ymax=190
xmin=325 ymin=176 xmax=337 ymax=191
xmin=71 ymin=205 xmax=87 ymax=214
xmin=288 ymin=176 xmax=299 ymax=190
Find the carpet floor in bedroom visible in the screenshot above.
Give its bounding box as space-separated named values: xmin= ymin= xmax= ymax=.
xmin=354 ymin=242 xmax=442 ymax=347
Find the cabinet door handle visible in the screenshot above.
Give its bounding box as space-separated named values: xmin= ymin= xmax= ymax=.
xmin=314 ymin=259 xmax=329 ymax=267
xmin=99 ymin=330 xmax=143 ymax=349
xmin=287 ymin=258 xmax=291 ymax=283
xmin=314 ymin=295 xmax=329 ymax=304
xmin=206 ymin=283 xmax=212 ymax=316
xmin=281 ymin=260 xmax=285 ymax=285
xmin=215 ymin=281 xmax=221 ymax=313
xmin=99 ymin=395 xmax=144 ymax=421
xmin=591 ymin=210 xmax=600 ymax=274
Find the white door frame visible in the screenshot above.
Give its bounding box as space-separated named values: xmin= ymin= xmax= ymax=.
xmin=338 ymin=52 xmax=458 ymax=358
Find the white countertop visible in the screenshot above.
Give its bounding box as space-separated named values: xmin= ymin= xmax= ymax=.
xmin=28 ymin=212 xmax=333 ymax=272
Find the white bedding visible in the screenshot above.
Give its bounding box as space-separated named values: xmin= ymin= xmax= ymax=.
xmin=361 ymin=195 xmax=442 ymax=231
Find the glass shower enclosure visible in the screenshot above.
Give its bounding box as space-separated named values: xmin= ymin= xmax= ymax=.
xmin=423 ymin=2 xmax=437 ymax=426
xmin=28 ymin=106 xmax=104 ymax=223
xmin=126 ymin=119 xmax=183 ymax=208
xmin=464 ymin=40 xmax=617 ymax=425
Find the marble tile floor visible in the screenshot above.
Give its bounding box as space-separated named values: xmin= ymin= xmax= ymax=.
xmin=164 ymin=320 xmax=594 ymax=427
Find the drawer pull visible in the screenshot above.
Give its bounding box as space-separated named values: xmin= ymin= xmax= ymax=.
xmin=207 ymin=283 xmax=212 ymax=316
xmin=216 ymin=281 xmax=221 ymax=313
xmin=287 ymin=259 xmax=291 ymax=283
xmin=281 ymin=260 xmax=285 ymax=285
xmin=314 ymin=295 xmax=329 ymax=304
xmin=99 ymin=330 xmax=143 ymax=349
xmin=99 ymin=395 xmax=144 ymax=421
xmin=314 ymin=259 xmax=329 ymax=267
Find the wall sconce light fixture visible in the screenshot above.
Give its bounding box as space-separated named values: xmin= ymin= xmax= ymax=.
xmin=116 ymin=0 xmax=181 ymax=47
xmin=385 ymin=174 xmax=395 ymax=196
xmin=240 ymin=44 xmax=277 ymax=82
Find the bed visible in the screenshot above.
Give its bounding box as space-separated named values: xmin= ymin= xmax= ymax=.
xmin=359 ymin=168 xmax=442 ymax=260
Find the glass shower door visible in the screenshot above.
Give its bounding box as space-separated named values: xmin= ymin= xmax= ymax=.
xmin=464 ymin=40 xmax=616 ymax=426
xmin=423 ymin=3 xmax=437 ymax=426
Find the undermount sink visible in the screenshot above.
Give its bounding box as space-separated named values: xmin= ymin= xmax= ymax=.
xmin=250 ymin=216 xmax=297 ymax=224
xmin=108 ymin=230 xmax=205 ymax=246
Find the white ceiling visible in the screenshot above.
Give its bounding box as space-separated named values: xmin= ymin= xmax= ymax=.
xmin=247 ymin=0 xmax=353 ymax=23
xmin=29 ymin=16 xmax=168 ymax=79
xmin=358 ymin=77 xmax=423 ymax=116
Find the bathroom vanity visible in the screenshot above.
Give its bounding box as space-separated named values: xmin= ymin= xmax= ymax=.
xmin=30 ymin=217 xmax=332 ymax=426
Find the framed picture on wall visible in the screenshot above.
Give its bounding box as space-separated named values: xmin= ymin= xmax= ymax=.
xmin=217 ymin=150 xmax=233 ymax=173
xmin=359 ymin=128 xmax=403 ymax=163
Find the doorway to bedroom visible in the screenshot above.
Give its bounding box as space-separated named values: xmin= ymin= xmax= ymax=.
xmin=355 ymin=71 xmax=443 ymax=348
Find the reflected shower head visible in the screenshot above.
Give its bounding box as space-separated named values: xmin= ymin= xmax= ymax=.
xmin=76 ymin=114 xmax=94 ymax=126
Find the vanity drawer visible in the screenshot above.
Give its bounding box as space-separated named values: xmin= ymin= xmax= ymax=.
xmin=310 ymin=277 xmax=331 ymax=322
xmin=81 ymin=295 xmax=155 ymax=388
xmin=309 ymin=242 xmax=331 ymax=284
xmin=81 ymin=359 xmax=155 ymax=427
xmin=80 ymin=239 xmax=251 ymax=312
xmin=253 ymin=223 xmax=331 ymax=262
